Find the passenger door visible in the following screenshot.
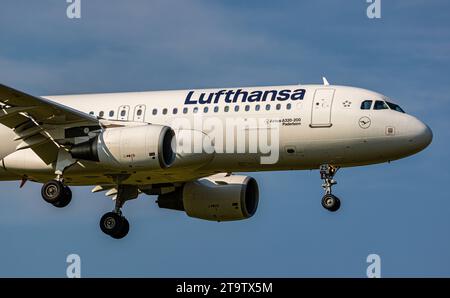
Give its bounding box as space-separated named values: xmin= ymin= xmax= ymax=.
xmin=310 ymin=89 xmax=335 ymax=127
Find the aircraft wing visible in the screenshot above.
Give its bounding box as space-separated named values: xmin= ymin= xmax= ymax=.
xmin=0 ymin=84 xmax=100 ymax=164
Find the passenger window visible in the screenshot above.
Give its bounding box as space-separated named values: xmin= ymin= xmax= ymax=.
xmin=152 ymin=109 xmax=157 ymax=115
xmin=136 ymin=109 xmax=142 ymax=116
xmin=234 ymin=105 xmax=239 ymax=112
xmin=245 ymin=105 xmax=250 ymax=112
xmin=374 ymin=100 xmax=388 ymax=110
xmin=265 ymin=104 xmax=271 ymax=111
xmin=99 ymin=111 xmax=104 ymax=117
xmin=109 ymin=110 xmax=114 ymax=117
xmin=360 ymin=100 xmax=373 ymax=110
xmin=120 ymin=110 xmax=126 ymax=117
xmin=276 ymin=104 xmax=281 ymax=110
xmin=224 ymin=106 xmax=229 ymax=112
xmin=183 ymin=107 xmax=188 ymax=114
xmin=173 ymin=108 xmax=178 ymax=114
xmin=255 ymin=105 xmax=260 ymax=111
xmin=203 ymin=106 xmax=208 ymax=113
xmin=89 ymin=111 xmax=94 ymax=115
xmin=214 ymin=106 xmax=219 ymax=113
xmin=286 ymin=103 xmax=292 ymax=110
xmin=193 ymin=107 xmax=198 ymax=113
xmin=162 ymin=108 xmax=167 ymax=115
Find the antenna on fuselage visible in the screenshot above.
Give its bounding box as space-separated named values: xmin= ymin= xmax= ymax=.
xmin=322 ymin=77 xmax=330 ymax=86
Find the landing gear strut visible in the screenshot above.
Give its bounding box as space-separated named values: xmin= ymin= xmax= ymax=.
xmin=99 ymin=185 xmax=138 ymax=239
xmin=320 ymin=164 xmax=341 ymax=212
xmin=41 ymin=180 xmax=72 ymax=208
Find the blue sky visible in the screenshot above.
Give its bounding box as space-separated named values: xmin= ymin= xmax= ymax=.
xmin=0 ymin=0 xmax=449 ymax=277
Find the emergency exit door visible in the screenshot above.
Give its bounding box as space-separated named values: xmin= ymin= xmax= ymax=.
xmin=133 ymin=104 xmax=146 ymax=122
xmin=310 ymin=89 xmax=335 ymax=127
xmin=118 ymin=105 xmax=130 ymax=121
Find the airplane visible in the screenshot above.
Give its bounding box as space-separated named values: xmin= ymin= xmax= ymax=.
xmin=0 ymin=78 xmax=432 ymax=239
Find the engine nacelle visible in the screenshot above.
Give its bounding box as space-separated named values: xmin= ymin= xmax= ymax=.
xmin=70 ymin=125 xmax=176 ymax=169
xmin=157 ymin=174 xmax=259 ymax=221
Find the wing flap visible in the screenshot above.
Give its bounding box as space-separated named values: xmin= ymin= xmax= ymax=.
xmin=13 ymin=125 xmax=44 ymax=141
xmin=16 ymin=134 xmax=49 ymax=151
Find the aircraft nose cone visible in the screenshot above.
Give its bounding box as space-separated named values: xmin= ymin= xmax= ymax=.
xmin=420 ymin=124 xmax=433 ymax=148
xmin=409 ymin=118 xmax=433 ymax=152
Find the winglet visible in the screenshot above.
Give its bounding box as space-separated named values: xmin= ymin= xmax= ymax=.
xmin=322 ymin=77 xmax=330 ymax=86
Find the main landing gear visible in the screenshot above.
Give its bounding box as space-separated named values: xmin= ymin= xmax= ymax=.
xmin=320 ymin=164 xmax=341 ymax=212
xmin=41 ymin=149 xmax=75 ymax=208
xmin=99 ymin=185 xmax=138 ymax=239
xmin=41 ymin=176 xmax=136 ymax=239
xmin=41 ymin=180 xmax=72 ymax=208
xmin=100 ymin=211 xmax=129 ymax=239
xmin=40 ymin=149 xmax=135 ymax=239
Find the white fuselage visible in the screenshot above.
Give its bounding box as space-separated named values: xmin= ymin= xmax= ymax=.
xmin=0 ymin=84 xmax=432 ymax=185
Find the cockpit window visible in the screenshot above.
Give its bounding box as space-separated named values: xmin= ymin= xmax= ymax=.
xmin=360 ymin=100 xmax=372 ymax=110
xmin=386 ymin=101 xmax=405 ymax=113
xmin=374 ymin=100 xmax=389 ymax=110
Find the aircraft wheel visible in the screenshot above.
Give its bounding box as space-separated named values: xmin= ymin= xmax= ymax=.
xmin=100 ymin=212 xmax=129 ymax=239
xmin=41 ymin=180 xmax=65 ymax=204
xmin=321 ymin=194 xmax=341 ymax=212
xmin=111 ymin=217 xmax=129 ymax=239
xmin=52 ymin=186 xmax=72 ymax=208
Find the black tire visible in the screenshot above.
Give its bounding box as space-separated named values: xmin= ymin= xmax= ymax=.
xmin=52 ymin=186 xmax=72 ymax=208
xmin=111 ymin=217 xmax=129 ymax=239
xmin=41 ymin=180 xmax=64 ymax=204
xmin=100 ymin=212 xmax=127 ymax=238
xmin=321 ymin=194 xmax=341 ymax=212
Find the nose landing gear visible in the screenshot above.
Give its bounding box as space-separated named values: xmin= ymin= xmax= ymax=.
xmin=320 ymin=164 xmax=341 ymax=212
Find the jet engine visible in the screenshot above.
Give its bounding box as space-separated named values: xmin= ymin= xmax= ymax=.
xmin=157 ymin=174 xmax=259 ymax=221
xmin=70 ymin=125 xmax=176 ymax=169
